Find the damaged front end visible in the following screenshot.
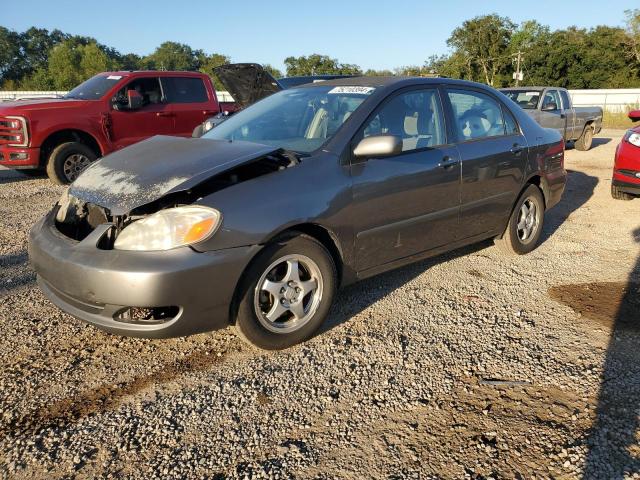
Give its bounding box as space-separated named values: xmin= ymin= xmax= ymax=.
xmin=54 ymin=146 xmax=300 ymax=250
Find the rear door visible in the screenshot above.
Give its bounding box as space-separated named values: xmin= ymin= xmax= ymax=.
xmin=444 ymin=87 xmax=527 ymax=237
xmin=109 ymin=76 xmax=175 ymax=149
xmin=162 ymin=76 xmax=216 ymax=137
xmin=350 ymin=87 xmax=461 ymax=272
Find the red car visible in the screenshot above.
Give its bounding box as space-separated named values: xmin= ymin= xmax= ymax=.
xmin=612 ymin=110 xmax=640 ymax=200
xmin=0 ymin=71 xmax=235 ymax=184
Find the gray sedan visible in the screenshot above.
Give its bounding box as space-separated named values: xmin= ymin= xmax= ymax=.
xmin=29 ymin=77 xmax=566 ymax=349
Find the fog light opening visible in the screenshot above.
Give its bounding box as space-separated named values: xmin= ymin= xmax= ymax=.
xmin=114 ymin=306 xmax=180 ymax=324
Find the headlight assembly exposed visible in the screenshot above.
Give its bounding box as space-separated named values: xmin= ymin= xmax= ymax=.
xmin=114 ymin=206 xmax=222 ymax=251
xmin=626 ymin=131 xmax=640 ymax=148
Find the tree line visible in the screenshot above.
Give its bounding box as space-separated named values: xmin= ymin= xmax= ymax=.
xmin=1 ymin=10 xmax=639 ymax=91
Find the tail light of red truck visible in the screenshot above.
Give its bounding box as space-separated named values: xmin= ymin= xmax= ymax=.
xmin=0 ymin=116 xmax=29 ymax=147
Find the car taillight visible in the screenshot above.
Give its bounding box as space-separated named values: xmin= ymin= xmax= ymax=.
xmin=0 ymin=116 xmax=29 ymax=147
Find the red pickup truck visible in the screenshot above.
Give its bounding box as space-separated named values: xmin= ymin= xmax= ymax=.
xmin=0 ymin=71 xmax=235 ymax=184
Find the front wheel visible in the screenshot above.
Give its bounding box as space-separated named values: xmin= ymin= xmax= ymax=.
xmin=234 ymin=234 xmax=337 ymax=350
xmin=611 ymin=184 xmax=635 ymax=201
xmin=46 ymin=142 xmax=97 ymax=185
xmin=495 ymin=184 xmax=545 ymax=255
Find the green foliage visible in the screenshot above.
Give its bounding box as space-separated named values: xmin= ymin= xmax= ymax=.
xmin=447 ymin=14 xmax=515 ymax=86
xmin=2 ymin=13 xmax=640 ymax=92
xmin=263 ymin=64 xmax=284 ymax=79
xmin=283 ymin=54 xmax=361 ymax=76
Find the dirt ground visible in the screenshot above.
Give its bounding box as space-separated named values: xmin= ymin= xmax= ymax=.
xmin=0 ymin=129 xmax=639 ymax=479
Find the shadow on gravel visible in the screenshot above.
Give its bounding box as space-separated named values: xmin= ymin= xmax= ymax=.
xmin=0 ymin=252 xmax=36 ymax=295
xmin=0 ymin=169 xmax=45 ymax=185
xmin=552 ymin=227 xmax=640 ymax=479
xmin=319 ymin=240 xmax=493 ymax=336
xmin=1 ymin=348 xmax=231 ymax=439
xmin=540 ymin=169 xmax=598 ymax=245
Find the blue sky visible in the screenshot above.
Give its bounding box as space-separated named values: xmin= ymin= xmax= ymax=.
xmin=3 ymin=0 xmax=638 ymax=72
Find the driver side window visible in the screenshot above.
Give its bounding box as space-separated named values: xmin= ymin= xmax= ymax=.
xmin=542 ymin=90 xmax=561 ymax=110
xmin=114 ymin=77 xmax=163 ymax=108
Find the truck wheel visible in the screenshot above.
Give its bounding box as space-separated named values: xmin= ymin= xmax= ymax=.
xmin=495 ymin=184 xmax=545 ymax=255
xmin=575 ymin=126 xmax=593 ymax=151
xmin=611 ymin=185 xmax=634 ymax=201
xmin=46 ymin=142 xmax=97 ymax=185
xmin=233 ymin=233 xmax=337 ymax=350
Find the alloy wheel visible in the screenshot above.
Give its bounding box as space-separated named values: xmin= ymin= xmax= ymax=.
xmin=254 ymin=254 xmax=323 ymax=334
xmin=63 ymin=153 xmax=91 ymax=182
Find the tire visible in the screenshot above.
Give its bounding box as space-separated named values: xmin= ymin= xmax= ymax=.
xmin=495 ymin=184 xmax=545 ymax=255
xmin=46 ymin=142 xmax=97 ymax=185
xmin=575 ymin=125 xmax=593 ymax=151
xmin=233 ymin=233 xmax=337 ymax=350
xmin=611 ymin=184 xmax=635 ymax=201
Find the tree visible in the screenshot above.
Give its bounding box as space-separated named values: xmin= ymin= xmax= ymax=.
xmin=283 ymin=54 xmax=361 ymax=76
xmin=263 ymin=64 xmax=283 ymax=79
xmin=0 ymin=27 xmax=22 ymax=85
xmin=141 ymin=41 xmax=198 ymax=71
xmin=624 ymin=9 xmax=640 ymax=64
xmin=447 ymin=14 xmax=515 ymax=86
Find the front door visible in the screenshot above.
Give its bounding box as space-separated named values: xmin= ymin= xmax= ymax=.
xmin=445 ymin=88 xmax=528 ymax=237
xmin=350 ymin=87 xmax=461 ymax=272
xmin=539 ymin=89 xmax=568 ymax=140
xmin=109 ymin=76 xmax=175 ymax=149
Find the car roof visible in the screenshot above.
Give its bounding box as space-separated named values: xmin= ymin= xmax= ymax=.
xmin=295 ymin=76 xmax=496 ymax=91
xmin=500 ymin=86 xmax=563 ymax=91
xmin=101 ymin=71 xmax=207 ymax=77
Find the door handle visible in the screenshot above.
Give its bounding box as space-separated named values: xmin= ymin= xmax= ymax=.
xmin=156 ymin=112 xmax=175 ymax=117
xmin=438 ymin=155 xmax=459 ymax=169
xmin=510 ymin=144 xmax=524 ymax=155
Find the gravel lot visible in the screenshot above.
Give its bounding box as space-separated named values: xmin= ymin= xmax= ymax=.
xmin=1 ymin=129 xmax=639 ymax=479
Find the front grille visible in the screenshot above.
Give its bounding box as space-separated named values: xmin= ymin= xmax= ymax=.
xmin=55 ymin=197 xmax=111 ymax=242
xmin=0 ymin=116 xmax=28 ymax=147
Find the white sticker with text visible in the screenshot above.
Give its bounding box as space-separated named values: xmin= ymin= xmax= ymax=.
xmin=107 ymin=75 xmax=123 ymax=80
xmin=328 ymin=86 xmax=375 ymax=95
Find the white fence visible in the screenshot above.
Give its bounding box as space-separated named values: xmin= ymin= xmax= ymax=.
xmin=0 ymin=90 xmax=235 ymax=102
xmin=2 ymin=89 xmax=639 ymax=112
xmin=568 ymin=89 xmax=640 ymax=113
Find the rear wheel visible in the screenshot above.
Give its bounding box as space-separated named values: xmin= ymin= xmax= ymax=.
xmin=575 ymin=125 xmax=593 ymax=151
xmin=46 ymin=142 xmax=97 ymax=185
xmin=234 ymin=234 xmax=337 ymax=350
xmin=611 ymin=184 xmax=635 ymax=201
xmin=495 ymin=184 xmax=545 ymax=255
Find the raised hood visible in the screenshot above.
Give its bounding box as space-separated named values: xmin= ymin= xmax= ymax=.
xmin=214 ymin=63 xmax=282 ymax=109
xmin=69 ymin=136 xmax=281 ymax=215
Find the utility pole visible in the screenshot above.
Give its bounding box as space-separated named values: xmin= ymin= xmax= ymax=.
xmin=513 ymin=51 xmax=524 ymax=87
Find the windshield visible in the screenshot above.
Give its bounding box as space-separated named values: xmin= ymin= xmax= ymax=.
xmin=203 ymin=85 xmax=375 ymax=153
xmin=502 ymin=90 xmax=542 ymax=110
xmin=65 ymin=75 xmax=123 ymax=100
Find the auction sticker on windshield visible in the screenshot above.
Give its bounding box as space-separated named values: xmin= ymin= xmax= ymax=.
xmin=328 ymin=86 xmax=375 ymax=95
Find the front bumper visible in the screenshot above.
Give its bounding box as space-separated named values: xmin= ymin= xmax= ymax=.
xmin=29 ymin=211 xmax=260 ymax=338
xmin=612 ymin=179 xmax=640 ymax=196
xmin=0 ymin=145 xmax=40 ymax=168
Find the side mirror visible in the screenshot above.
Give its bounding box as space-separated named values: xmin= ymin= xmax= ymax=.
xmin=541 ymin=102 xmax=558 ymax=111
xmin=127 ymin=90 xmax=143 ymax=110
xmin=629 ymin=110 xmax=640 ymax=122
xmin=353 ymin=135 xmax=402 ymax=159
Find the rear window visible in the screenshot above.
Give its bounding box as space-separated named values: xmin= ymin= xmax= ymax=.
xmin=161 ymin=77 xmax=208 ymax=103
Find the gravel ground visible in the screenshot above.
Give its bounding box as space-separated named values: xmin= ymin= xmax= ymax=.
xmin=1 ymin=129 xmax=639 ymax=479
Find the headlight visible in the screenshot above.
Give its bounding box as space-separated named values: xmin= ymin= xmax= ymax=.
xmin=203 ymin=120 xmax=214 ymax=133
xmin=114 ymin=206 xmax=222 ymax=251
xmin=626 ymin=131 xmax=640 ymax=148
